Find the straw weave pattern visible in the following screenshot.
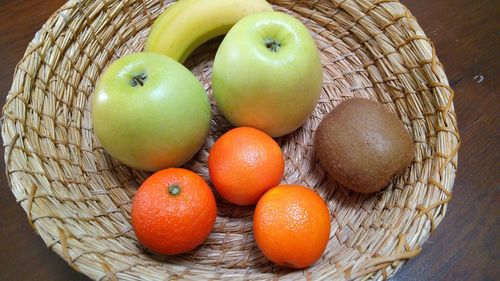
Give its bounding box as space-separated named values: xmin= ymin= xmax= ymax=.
xmin=2 ymin=0 xmax=459 ymax=280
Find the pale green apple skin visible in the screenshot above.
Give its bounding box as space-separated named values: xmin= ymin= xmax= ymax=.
xmin=212 ymin=11 xmax=323 ymax=137
xmin=92 ymin=52 xmax=211 ymax=171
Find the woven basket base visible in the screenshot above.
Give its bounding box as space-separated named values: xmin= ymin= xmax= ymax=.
xmin=2 ymin=0 xmax=459 ymax=280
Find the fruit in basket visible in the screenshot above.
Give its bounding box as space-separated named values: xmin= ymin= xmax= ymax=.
xmin=145 ymin=0 xmax=273 ymax=63
xmin=253 ymin=185 xmax=331 ymax=268
xmin=92 ymin=52 xmax=211 ymax=171
xmin=131 ymin=168 xmax=217 ymax=255
xmin=314 ymin=98 xmax=415 ymax=193
xmin=208 ymin=127 xmax=284 ymax=205
xmin=212 ymin=11 xmax=323 ymax=137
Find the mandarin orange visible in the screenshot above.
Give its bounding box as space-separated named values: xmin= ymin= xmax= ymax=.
xmin=131 ymin=168 xmax=217 ymax=255
xmin=253 ymin=185 xmax=331 ymax=268
xmin=208 ymin=127 xmax=284 ymax=205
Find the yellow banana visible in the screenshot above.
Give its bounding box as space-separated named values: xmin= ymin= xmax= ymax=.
xmin=145 ymin=0 xmax=273 ymax=63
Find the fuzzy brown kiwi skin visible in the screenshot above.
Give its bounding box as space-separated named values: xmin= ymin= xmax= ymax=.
xmin=314 ymin=98 xmax=414 ymax=194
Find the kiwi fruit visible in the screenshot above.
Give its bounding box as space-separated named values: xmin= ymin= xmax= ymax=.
xmin=314 ymin=98 xmax=414 ymax=193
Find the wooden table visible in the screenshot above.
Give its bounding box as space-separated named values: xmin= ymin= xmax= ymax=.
xmin=0 ymin=1 xmax=498 ymax=280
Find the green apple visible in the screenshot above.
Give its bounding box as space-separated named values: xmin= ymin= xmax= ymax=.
xmin=92 ymin=52 xmax=211 ymax=171
xmin=212 ymin=11 xmax=323 ymax=137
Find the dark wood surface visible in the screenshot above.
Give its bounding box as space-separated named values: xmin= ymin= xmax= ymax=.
xmin=0 ymin=0 xmax=498 ymax=280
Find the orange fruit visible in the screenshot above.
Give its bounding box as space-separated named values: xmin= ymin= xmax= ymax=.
xmin=131 ymin=168 xmax=217 ymax=255
xmin=253 ymin=185 xmax=331 ymax=268
xmin=208 ymin=127 xmax=285 ymax=205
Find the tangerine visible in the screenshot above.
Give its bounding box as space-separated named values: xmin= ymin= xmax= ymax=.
xmin=208 ymin=127 xmax=284 ymax=205
xmin=131 ymin=168 xmax=217 ymax=255
xmin=253 ymin=185 xmax=331 ymax=268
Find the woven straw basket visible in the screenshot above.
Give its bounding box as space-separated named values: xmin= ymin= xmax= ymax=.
xmin=2 ymin=0 xmax=460 ymax=280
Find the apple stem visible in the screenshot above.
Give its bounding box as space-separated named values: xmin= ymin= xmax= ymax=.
xmin=264 ymin=38 xmax=281 ymax=52
xmin=130 ymin=73 xmax=147 ymax=87
xmin=168 ymin=184 xmax=181 ymax=196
